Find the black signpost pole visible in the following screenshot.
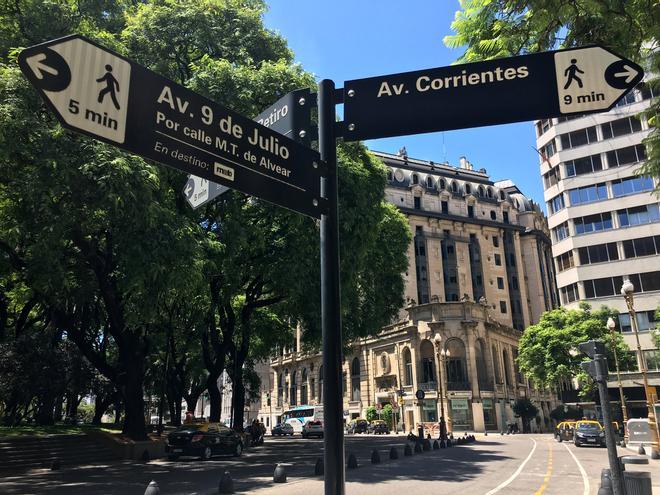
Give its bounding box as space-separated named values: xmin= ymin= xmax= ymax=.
xmin=318 ymin=79 xmax=345 ymax=495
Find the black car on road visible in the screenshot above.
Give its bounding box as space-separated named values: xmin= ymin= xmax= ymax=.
xmin=573 ymin=420 xmax=605 ymax=447
xmin=166 ymin=422 xmax=244 ymax=460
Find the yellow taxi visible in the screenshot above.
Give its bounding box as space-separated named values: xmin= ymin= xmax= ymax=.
xmin=554 ymin=420 xmax=576 ymax=442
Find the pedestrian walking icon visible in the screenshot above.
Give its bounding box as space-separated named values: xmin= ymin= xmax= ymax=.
xmin=97 ymin=64 xmax=120 ymax=110
xmin=563 ymin=59 xmax=584 ymax=89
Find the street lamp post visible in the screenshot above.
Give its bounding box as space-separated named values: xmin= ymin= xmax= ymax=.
xmin=433 ymin=333 xmax=451 ymax=439
xmin=621 ymin=278 xmax=660 ymax=458
xmin=607 ymin=317 xmax=628 ymax=445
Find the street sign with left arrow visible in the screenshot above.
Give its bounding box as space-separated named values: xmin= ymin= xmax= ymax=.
xmin=19 ymin=35 xmax=327 ymax=218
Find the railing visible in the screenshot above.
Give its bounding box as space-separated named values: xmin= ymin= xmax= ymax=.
xmin=419 ymin=382 xmax=437 ymax=392
xmin=447 ymin=381 xmax=471 ymax=391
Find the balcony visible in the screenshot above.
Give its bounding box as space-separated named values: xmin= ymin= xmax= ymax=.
xmin=447 ymin=381 xmax=471 ymax=391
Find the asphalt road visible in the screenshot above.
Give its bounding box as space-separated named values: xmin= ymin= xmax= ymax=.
xmin=1 ymin=433 xmax=658 ymax=494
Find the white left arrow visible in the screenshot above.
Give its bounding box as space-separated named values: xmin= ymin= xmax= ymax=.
xmin=25 ymin=53 xmax=58 ymax=79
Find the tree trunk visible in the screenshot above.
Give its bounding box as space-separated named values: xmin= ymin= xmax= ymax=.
xmin=35 ymin=392 xmax=57 ymax=425
xmin=120 ymin=351 xmax=147 ymax=440
xmin=113 ymin=399 xmax=122 ymax=425
xmin=206 ymin=373 xmax=222 ymax=421
xmin=231 ymin=375 xmax=246 ymax=432
xmin=92 ymin=391 xmax=116 ymax=425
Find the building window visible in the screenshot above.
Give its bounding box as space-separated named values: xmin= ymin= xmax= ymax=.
xmin=493 ymin=236 xmax=499 ymax=247
xmin=468 ymin=205 xmax=474 ymax=218
xmin=560 ymin=126 xmax=597 ymax=149
xmin=290 ymin=371 xmax=297 ymax=406
xmin=543 ymin=167 xmax=560 ymax=188
xmin=618 ymin=311 xmax=657 ymax=333
xmin=623 ymin=236 xmax=660 ymax=258
xmin=540 ymin=139 xmax=556 ymax=158
xmin=552 ymin=221 xmax=569 ymax=242
xmin=503 ymin=211 xmax=509 ymax=224
xmin=584 ymin=272 xmax=660 ymax=299
xmin=494 ymin=253 xmax=502 ymax=266
xmin=601 ymin=116 xmax=642 ymax=139
xmin=555 ymin=250 xmax=575 ymax=272
xmin=614 ymin=90 xmax=637 ymax=107
xmin=497 ymin=277 xmax=504 ymax=289
xmin=318 ymin=366 xmax=323 ymax=402
xmin=350 ymin=358 xmax=360 ymax=402
xmin=578 ymin=242 xmax=618 ymax=264
xmin=618 ymin=204 xmax=660 ymax=227
xmin=536 ymin=119 xmax=552 ymax=137
xmin=426 ymin=176 xmax=434 ymax=188
xmin=441 ymin=201 xmax=448 ymax=214
xmin=301 ymin=368 xmax=308 ymax=405
xmin=439 ymin=179 xmax=446 ymax=190
xmin=559 ymin=283 xmax=579 ymax=304
xmin=612 ymin=176 xmax=654 ymax=197
xmin=640 ymin=82 xmax=656 ymax=100
xmin=607 ymin=144 xmax=646 ymax=168
xmin=492 ymin=344 xmax=502 ymax=383
xmin=387 ymin=170 xmax=393 ymax=181
xmin=465 ymin=184 xmax=472 ymax=194
xmin=414 ymin=197 xmax=421 ymax=210
xmin=565 ymin=154 xmax=603 ymax=177
xmin=500 ymin=301 xmax=507 ymax=313
xmin=490 ymin=210 xmax=497 ymax=220
xmin=412 ymin=173 xmax=419 ymax=184
xmin=403 ymin=348 xmax=413 ymax=385
xmin=574 ymin=212 xmax=613 ymax=234
xmin=568 ymin=183 xmax=607 ymax=205
xmin=478 ymin=186 xmax=485 ymax=197
xmin=451 ymin=181 xmax=458 ymax=193
xmin=549 ymin=194 xmax=565 ymax=214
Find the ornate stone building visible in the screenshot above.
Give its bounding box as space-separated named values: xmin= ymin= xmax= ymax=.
xmin=257 ymin=150 xmax=558 ymax=432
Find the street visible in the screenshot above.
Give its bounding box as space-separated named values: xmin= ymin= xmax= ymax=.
xmin=1 ymin=433 xmax=658 ymax=494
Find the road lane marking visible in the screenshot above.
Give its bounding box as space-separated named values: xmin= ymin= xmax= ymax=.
xmin=534 ymin=441 xmax=553 ymax=495
xmin=562 ymin=442 xmax=589 ymax=495
xmin=484 ymin=437 xmax=537 ymax=495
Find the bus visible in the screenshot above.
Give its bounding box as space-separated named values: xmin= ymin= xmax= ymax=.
xmin=282 ymin=405 xmax=324 ymax=433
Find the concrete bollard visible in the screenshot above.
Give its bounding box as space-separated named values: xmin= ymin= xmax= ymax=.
xmin=433 ymin=440 xmax=439 ymax=450
xmin=314 ymin=458 xmax=324 ymax=476
xmin=414 ymin=442 xmax=423 ymax=454
xmin=144 ymin=481 xmax=160 ymax=495
xmin=273 ymin=464 xmax=287 ymax=483
xmin=371 ymin=449 xmax=381 ymax=464
xmin=597 ymin=468 xmax=612 ymax=495
xmin=423 ymin=439 xmax=431 ymax=451
xmin=638 ymin=443 xmax=646 ymax=455
xmin=50 ymin=459 xmax=61 ymax=471
xmin=389 ymin=446 xmax=399 ymax=460
xmin=218 ymin=471 xmax=234 ymax=494
xmin=347 ymin=453 xmax=358 ymax=469
xmin=404 ymin=444 xmax=413 ymax=456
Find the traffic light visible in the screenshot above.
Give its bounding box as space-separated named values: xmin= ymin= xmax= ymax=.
xmin=580 ymin=360 xmax=598 ymax=380
xmin=578 ymin=340 xmax=606 ymax=359
xmin=578 ymin=340 xmax=608 ymax=381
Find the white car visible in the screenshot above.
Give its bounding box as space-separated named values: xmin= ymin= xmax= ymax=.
xmin=301 ymin=420 xmax=324 ymax=439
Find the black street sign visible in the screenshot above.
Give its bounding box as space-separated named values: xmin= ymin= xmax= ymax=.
xmin=254 ymin=88 xmax=313 ymax=147
xmin=19 ymin=35 xmax=326 ymax=218
xmin=343 ymin=45 xmax=643 ymax=141
xmin=184 ymin=88 xmax=314 ymax=209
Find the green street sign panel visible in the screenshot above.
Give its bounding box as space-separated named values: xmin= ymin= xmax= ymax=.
xmin=19 ymin=35 xmax=327 ymax=218
xmin=342 ymin=46 xmax=643 ymax=141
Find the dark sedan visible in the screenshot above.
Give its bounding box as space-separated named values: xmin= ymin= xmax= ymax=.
xmin=573 ymin=421 xmax=605 ymax=447
xmin=166 ymin=422 xmax=244 ymax=460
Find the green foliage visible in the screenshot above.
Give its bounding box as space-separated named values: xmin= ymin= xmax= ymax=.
xmin=513 ymin=397 xmax=538 ymax=420
xmin=445 ymin=0 xmax=660 ymax=189
xmin=550 ymin=404 xmax=583 ymax=422
xmin=381 ymin=403 xmax=393 ymax=427
xmin=517 ymin=305 xmax=634 ymax=387
xmin=365 ymin=405 xmax=377 ymax=422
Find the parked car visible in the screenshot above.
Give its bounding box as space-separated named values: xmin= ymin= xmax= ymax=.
xmin=166 ymin=422 xmax=244 ymax=460
xmin=574 ymin=420 xmax=605 ymax=447
xmin=271 ymin=422 xmax=294 ymax=436
xmin=347 ymin=418 xmax=369 ymax=434
xmin=370 ymin=420 xmax=390 ymax=435
xmin=554 ymin=421 xmax=576 ymax=442
xmin=302 ymin=420 xmax=324 ymax=439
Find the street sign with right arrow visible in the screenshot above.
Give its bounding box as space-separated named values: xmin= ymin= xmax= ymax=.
xmin=343 ymin=45 xmax=644 ymax=141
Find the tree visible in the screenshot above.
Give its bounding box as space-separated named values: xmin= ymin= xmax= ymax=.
xmin=550 ymin=404 xmax=583 ymax=423
xmin=365 ymin=405 xmax=377 ymax=422
xmin=445 ymin=0 xmax=659 ymax=188
xmin=513 ymin=397 xmax=538 ymax=433
xmin=517 ymin=304 xmax=635 ymax=394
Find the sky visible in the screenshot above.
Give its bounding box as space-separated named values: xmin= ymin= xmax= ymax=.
xmin=263 ymin=0 xmax=546 ymax=207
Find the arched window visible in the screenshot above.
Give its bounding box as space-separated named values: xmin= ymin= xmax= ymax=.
xmin=478 ymin=185 xmax=485 ymax=197
xmin=503 ymin=349 xmax=512 ymax=386
xmin=351 ymin=358 xmax=361 ymax=402
xmin=420 ymin=340 xmax=436 ymax=384
xmin=387 ymin=170 xmax=393 ymax=181
xmin=318 ymin=366 xmax=323 ymax=402
xmin=301 ymin=368 xmax=308 ymax=404
xmin=465 ymin=183 xmax=472 ymax=194
xmin=490 ymin=210 xmax=496 ymax=220
xmin=439 ymin=179 xmax=446 ymax=190
xmin=451 ymin=181 xmax=458 ymax=193
xmin=499 ymin=190 xmax=506 ymax=201
xmin=492 ymin=346 xmax=502 ymax=383
xmin=290 ymin=370 xmax=297 ymax=406
xmin=277 ymin=373 xmax=283 ymax=407
xmin=487 ymin=187 xmax=493 ymax=198
xmin=403 ymin=347 xmax=413 ymax=385
xmin=412 ymin=173 xmax=419 ymax=184
xmin=445 ymin=339 xmax=468 ymax=389
xmin=475 ymin=339 xmax=491 ymax=390
xmin=426 ymin=176 xmax=434 ymax=188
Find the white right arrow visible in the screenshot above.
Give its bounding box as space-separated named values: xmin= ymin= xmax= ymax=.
xmin=25 ymin=53 xmax=58 ymax=79
xmin=614 ymin=64 xmax=637 ymax=84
